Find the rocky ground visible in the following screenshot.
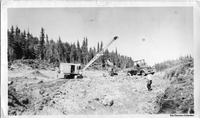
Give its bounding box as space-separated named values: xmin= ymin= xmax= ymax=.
xmin=8 ymin=69 xmax=167 ymax=115
xmin=7 ymin=60 xmax=194 ymax=115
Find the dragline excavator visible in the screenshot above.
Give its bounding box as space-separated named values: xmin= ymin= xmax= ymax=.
xmin=57 ymin=36 xmax=118 ymax=79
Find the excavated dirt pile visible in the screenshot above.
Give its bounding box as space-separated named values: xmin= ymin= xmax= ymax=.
xmin=8 ymin=86 xmax=28 ymax=115
xmin=157 ymin=62 xmax=194 ymax=114
xmin=8 ymin=76 xmax=34 ymax=115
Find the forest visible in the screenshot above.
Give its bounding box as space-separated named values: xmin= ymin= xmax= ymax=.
xmin=7 ymin=26 xmax=193 ymax=71
xmin=7 ymin=26 xmax=134 ymax=69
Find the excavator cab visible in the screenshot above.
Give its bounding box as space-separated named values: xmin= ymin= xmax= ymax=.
xmin=58 ymin=63 xmax=82 ymax=79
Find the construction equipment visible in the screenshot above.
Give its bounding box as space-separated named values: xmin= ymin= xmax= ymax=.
xmin=58 ymin=63 xmax=81 ymax=79
xmin=82 ymin=36 xmax=118 ymax=72
xmin=127 ymin=59 xmax=155 ymax=76
xmin=105 ymin=59 xmax=118 ymax=76
xmin=58 ymin=36 xmax=118 ymax=79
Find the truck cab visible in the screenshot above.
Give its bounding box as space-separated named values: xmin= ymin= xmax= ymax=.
xmin=127 ymin=59 xmax=155 ymax=76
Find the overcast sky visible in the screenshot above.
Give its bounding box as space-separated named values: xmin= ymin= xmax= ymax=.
xmin=8 ymin=7 xmax=193 ymax=66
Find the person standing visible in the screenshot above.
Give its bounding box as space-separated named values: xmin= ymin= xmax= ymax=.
xmin=146 ymin=73 xmax=153 ymax=91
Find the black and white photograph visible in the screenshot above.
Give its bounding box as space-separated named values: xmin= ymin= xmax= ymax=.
xmin=1 ymin=1 xmax=200 ymax=117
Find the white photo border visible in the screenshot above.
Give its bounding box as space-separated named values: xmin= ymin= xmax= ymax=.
xmin=1 ymin=0 xmax=200 ymax=118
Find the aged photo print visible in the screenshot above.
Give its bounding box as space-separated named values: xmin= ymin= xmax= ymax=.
xmin=1 ymin=1 xmax=200 ymax=117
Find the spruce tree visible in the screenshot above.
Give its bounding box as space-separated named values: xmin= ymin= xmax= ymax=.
xmin=8 ymin=26 xmax=16 ymax=61
xmin=85 ymin=37 xmax=89 ymax=63
xmin=40 ymin=27 xmax=45 ymax=60
xmin=76 ymin=40 xmax=81 ymax=63
xmin=81 ymin=38 xmax=86 ymax=64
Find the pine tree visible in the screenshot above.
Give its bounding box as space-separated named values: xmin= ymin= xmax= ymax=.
xmin=20 ymin=30 xmax=27 ymax=59
xmin=8 ymin=26 xmax=16 ymax=61
xmin=49 ymin=39 xmax=56 ymax=62
xmin=76 ymin=40 xmax=81 ymax=63
xmin=40 ymin=28 xmax=45 ymax=60
xmin=28 ymin=34 xmax=38 ymax=59
xmin=70 ymin=43 xmax=76 ymax=63
xmin=52 ymin=42 xmax=59 ymax=62
xmin=85 ymin=37 xmax=89 ymax=64
xmin=57 ymin=37 xmax=65 ymax=62
xmin=44 ymin=34 xmax=52 ymax=62
xmin=46 ymin=34 xmax=49 ymax=44
xmin=93 ymin=46 xmax=96 ymax=56
xmin=99 ymin=41 xmax=103 ymax=64
xmin=14 ymin=26 xmax=23 ymax=59
xmin=88 ymin=47 xmax=93 ymax=61
xmin=64 ymin=42 xmax=71 ymax=63
xmin=81 ymin=38 xmax=87 ymax=64
xmin=97 ymin=42 xmax=100 ymax=53
xmin=74 ymin=43 xmax=77 ymax=63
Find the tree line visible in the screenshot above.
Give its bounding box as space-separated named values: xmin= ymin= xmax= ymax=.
xmin=154 ymin=55 xmax=193 ymax=72
xmin=8 ymin=26 xmax=134 ymax=68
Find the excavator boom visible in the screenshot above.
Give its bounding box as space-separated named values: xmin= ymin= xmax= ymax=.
xmin=82 ymin=36 xmax=118 ymax=72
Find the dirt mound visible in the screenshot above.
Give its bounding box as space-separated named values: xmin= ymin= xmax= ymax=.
xmin=8 ymin=75 xmax=62 ymax=115
xmin=8 ymin=86 xmax=29 ymax=115
xmin=157 ymin=62 xmax=194 ymax=114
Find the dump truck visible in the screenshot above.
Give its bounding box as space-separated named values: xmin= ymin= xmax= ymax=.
xmin=127 ymin=59 xmax=155 ymax=76
xmin=58 ymin=36 xmax=118 ymax=79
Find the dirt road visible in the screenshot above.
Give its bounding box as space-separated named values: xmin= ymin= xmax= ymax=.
xmin=8 ymin=69 xmax=170 ymax=115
